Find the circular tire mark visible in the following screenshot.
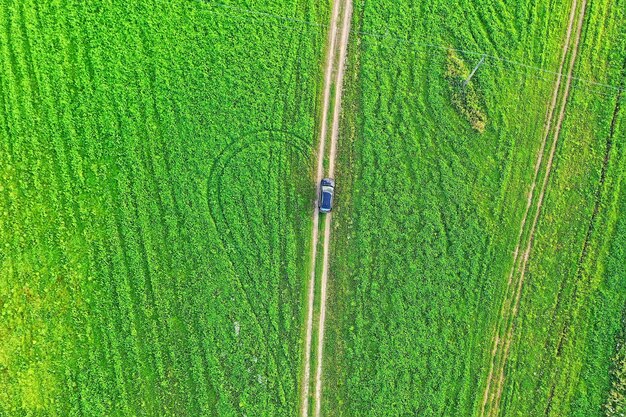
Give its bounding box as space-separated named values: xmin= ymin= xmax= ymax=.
xmin=206 ymin=129 xmax=312 ymax=400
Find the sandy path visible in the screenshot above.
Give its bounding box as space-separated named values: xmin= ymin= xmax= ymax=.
xmin=313 ymin=1 xmax=353 ymax=417
xmin=479 ymin=1 xmax=587 ymax=415
xmin=299 ymin=0 xmax=345 ymax=416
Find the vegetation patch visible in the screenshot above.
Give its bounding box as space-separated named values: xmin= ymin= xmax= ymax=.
xmin=445 ymin=50 xmax=487 ymax=133
xmin=606 ymin=324 xmax=626 ymax=417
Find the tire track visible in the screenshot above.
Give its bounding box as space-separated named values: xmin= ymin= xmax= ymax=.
xmin=3 ymin=3 xmax=121 ymax=414
xmin=267 ymin=9 xmax=311 ymax=392
xmin=83 ymin=5 xmax=197 ymax=407
xmin=299 ymin=0 xmax=342 ymax=415
xmin=127 ymin=10 xmax=240 ymax=407
xmin=112 ymin=5 xmax=191 ymax=404
xmin=131 ymin=0 xmax=220 ymax=386
xmin=0 ymin=6 xmax=91 ymax=416
xmin=166 ymin=7 xmax=312 ymax=407
xmin=480 ymin=1 xmax=587 ymax=416
xmin=312 ymin=1 xmax=353 ymax=417
xmin=206 ymin=8 xmax=310 ymax=368
xmin=258 ymin=1 xmax=309 ymax=398
xmin=542 ymin=56 xmax=625 ymax=416
xmin=206 ymin=130 xmax=310 ymax=405
xmin=46 ymin=3 xmax=146 ymax=410
xmin=68 ymin=2 xmax=210 ymax=408
xmin=272 ymin=5 xmax=319 ymax=385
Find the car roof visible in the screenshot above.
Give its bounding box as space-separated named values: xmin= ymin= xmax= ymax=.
xmin=321 ymin=189 xmax=332 ymax=208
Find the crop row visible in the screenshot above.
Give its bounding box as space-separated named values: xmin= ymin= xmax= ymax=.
xmin=0 ymin=0 xmax=328 ymax=416
xmin=324 ymin=0 xmax=626 ymax=416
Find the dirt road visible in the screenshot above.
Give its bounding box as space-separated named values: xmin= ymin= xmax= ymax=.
xmin=479 ymin=1 xmax=587 ymax=415
xmin=313 ymin=2 xmax=353 ymax=417
xmin=300 ymin=1 xmax=352 ymax=416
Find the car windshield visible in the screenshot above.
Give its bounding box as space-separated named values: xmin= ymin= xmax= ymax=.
xmin=321 ymin=191 xmax=332 ymax=208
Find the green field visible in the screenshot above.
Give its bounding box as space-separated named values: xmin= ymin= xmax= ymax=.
xmin=2 ymin=1 xmax=626 ymax=417
xmin=0 ymin=1 xmax=328 ymax=415
xmin=324 ymin=0 xmax=626 ymax=416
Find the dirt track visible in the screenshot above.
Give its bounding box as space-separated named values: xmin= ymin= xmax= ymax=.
xmin=300 ymin=1 xmax=352 ymax=416
xmin=313 ymin=2 xmax=353 ymax=417
xmin=479 ymin=1 xmax=588 ymax=415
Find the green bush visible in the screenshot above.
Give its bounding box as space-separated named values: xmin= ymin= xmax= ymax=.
xmin=445 ymin=50 xmax=487 ymax=133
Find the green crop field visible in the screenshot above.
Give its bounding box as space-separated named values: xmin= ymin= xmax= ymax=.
xmin=2 ymin=1 xmax=626 ymax=417
xmin=324 ymin=0 xmax=626 ymax=416
xmin=0 ymin=1 xmax=328 ymax=416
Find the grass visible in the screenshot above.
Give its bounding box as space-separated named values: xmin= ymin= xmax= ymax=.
xmin=2 ymin=1 xmax=626 ymax=416
xmin=324 ymin=0 xmax=626 ymax=416
xmin=495 ymin=2 xmax=626 ymax=416
xmin=0 ymin=1 xmax=329 ymax=415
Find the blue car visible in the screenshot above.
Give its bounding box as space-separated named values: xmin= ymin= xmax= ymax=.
xmin=319 ymin=178 xmax=335 ymax=213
